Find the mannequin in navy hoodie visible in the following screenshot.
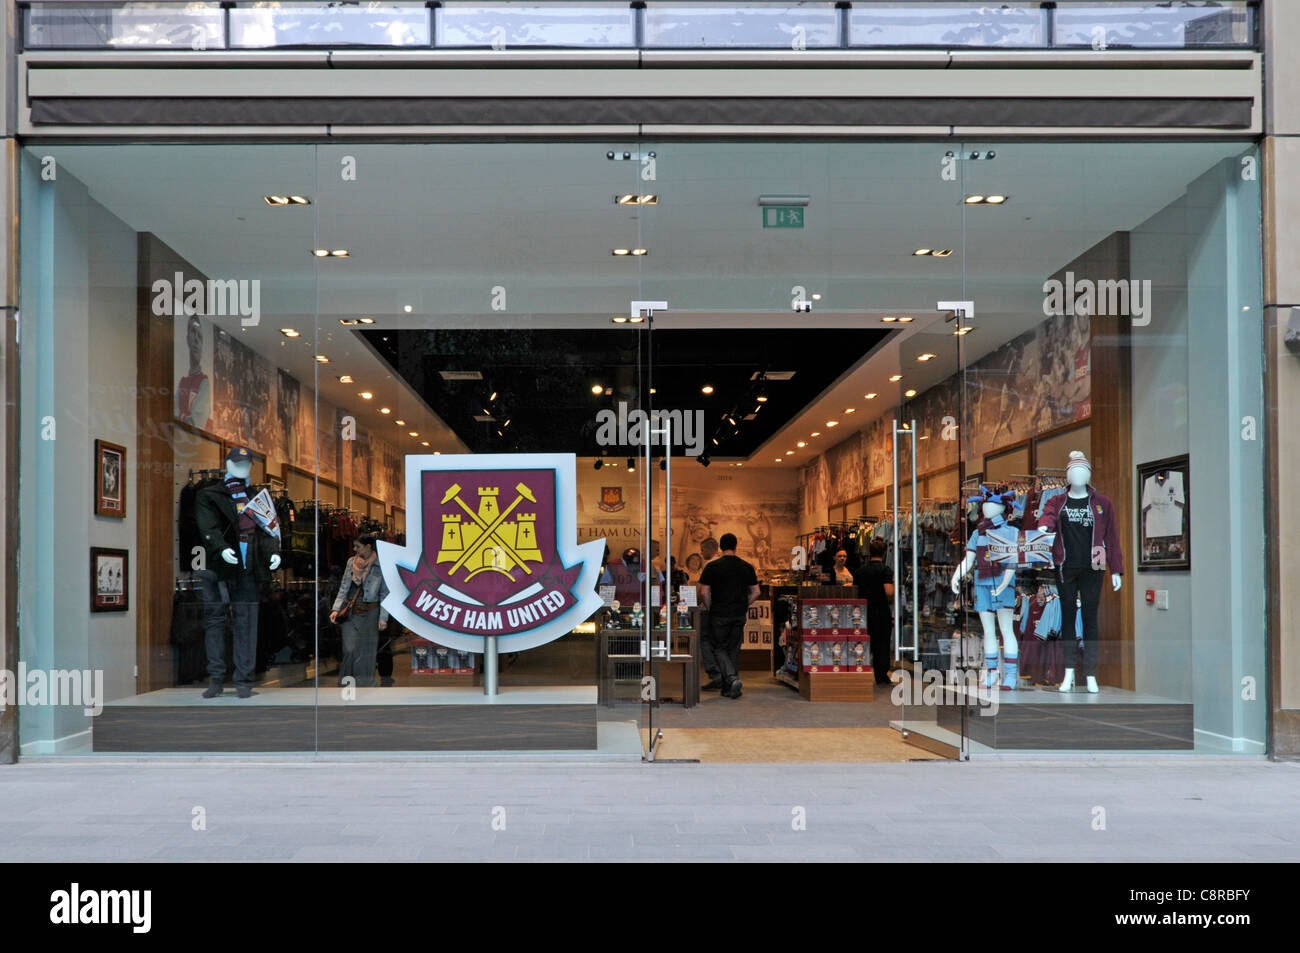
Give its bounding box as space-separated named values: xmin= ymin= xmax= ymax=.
xmin=1038 ymin=450 xmax=1124 ymax=693
xmin=195 ymin=446 xmax=282 ymax=699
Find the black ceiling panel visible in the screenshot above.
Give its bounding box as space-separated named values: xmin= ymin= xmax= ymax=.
xmin=363 ymin=327 xmax=886 ymax=457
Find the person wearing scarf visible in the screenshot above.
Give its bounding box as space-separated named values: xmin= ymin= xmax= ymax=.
xmin=330 ymin=535 xmax=390 ymax=688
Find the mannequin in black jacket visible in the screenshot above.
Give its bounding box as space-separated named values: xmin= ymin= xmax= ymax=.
xmin=195 ymin=446 xmax=281 ymax=698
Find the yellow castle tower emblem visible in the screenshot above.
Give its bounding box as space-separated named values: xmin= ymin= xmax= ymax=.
xmin=437 ymin=483 xmax=543 ymax=581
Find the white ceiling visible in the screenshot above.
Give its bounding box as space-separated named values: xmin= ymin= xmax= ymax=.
xmin=41 ymin=139 xmax=1245 ymax=467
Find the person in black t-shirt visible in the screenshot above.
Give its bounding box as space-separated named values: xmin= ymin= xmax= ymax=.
xmin=851 ymin=538 xmax=896 ymax=685
xmin=698 ymin=533 xmax=760 ymax=699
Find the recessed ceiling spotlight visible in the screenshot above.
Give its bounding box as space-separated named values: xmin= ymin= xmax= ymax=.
xmin=897 ymin=316 xmax=915 ymax=323
xmin=985 ymin=195 xmax=1007 ymax=204
xmin=889 ymin=374 xmax=903 ymax=382
xmin=912 ymin=249 xmax=931 ymax=257
xmin=954 ymin=326 xmax=974 ymax=336
xmin=930 ymin=250 xmax=953 ymax=258
xmin=628 ymin=316 xmax=644 ymax=324
xmin=316 ymin=355 xmax=329 ymax=363
xmin=338 ymin=375 xmax=354 ymax=384
xmin=701 ymin=385 xmax=714 ymax=395
xmin=612 ymin=316 xmax=629 ymax=324
xmin=380 ymin=407 xmax=391 ymax=414
xmin=403 ymin=305 xmax=413 ymax=313
xmin=864 ymin=393 xmax=878 ymax=400
xmin=289 ymin=195 xmax=310 ymax=205
xmin=339 ymin=319 xmax=359 ymax=326
xmin=785 ymin=450 xmax=794 ymax=456
xmin=649 ymin=388 xmax=657 ymax=395
xmin=408 ymin=431 xmax=418 ymax=437
xmin=612 ymin=248 xmax=630 ymax=256
xmin=917 ymin=353 xmax=936 ymax=362
xmin=756 ymin=395 xmax=769 ymax=403
xmin=811 ymin=293 xmax=821 ymax=301
xmin=964 ymin=195 xmax=985 ymax=204
xmin=330 ymin=250 xmax=349 ymax=257
xmin=359 ymin=392 xmax=373 ymax=400
xmin=280 ymin=328 xmax=300 ymax=338
xmin=905 ymin=389 xmax=918 ymax=398
xmin=434 ymin=451 xmax=441 ymax=456
xmin=359 ymin=317 xmax=375 ymax=324
xmin=631 ymin=248 xmax=648 ymax=256
xmin=845 ymin=408 xmax=856 ymax=414
xmin=592 ymin=385 xmax=604 ymax=395
xmin=827 ymin=420 xmax=839 ymax=428
xmin=312 ymin=249 xmax=329 ymax=258
xmin=395 ymin=419 xmax=406 ymax=426
xmin=775 ymin=458 xmax=783 ymax=463
xmin=614 ymin=194 xmax=658 ymax=205
xmin=882 ymin=316 xmax=898 ymax=323
xmin=797 ymin=441 xmax=807 ymax=448
xmin=421 ymin=441 xmax=429 ymax=447
xmin=811 ymin=431 xmax=821 ymax=437
xmin=265 ymin=195 xmax=291 ymax=206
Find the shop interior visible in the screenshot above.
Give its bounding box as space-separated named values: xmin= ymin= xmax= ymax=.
xmin=17 ymin=141 xmax=1265 ymax=759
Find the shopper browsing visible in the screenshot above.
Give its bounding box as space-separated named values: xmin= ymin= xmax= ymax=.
xmin=829 ymin=549 xmax=854 ymax=586
xmin=329 ymin=536 xmax=390 ymax=688
xmin=698 ymin=533 xmax=760 ymax=699
xmin=851 ymin=538 xmax=895 ymax=685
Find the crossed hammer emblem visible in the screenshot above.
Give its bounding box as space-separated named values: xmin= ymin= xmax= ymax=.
xmin=439 ymin=481 xmax=539 ymax=581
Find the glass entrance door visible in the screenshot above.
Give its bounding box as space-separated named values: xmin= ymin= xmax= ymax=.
xmin=888 ymin=307 xmax=971 ymax=759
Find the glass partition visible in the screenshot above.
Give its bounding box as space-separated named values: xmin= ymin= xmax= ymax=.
xmin=643 ymin=1 xmax=840 ymax=48
xmin=848 ymin=2 xmax=1045 ymax=48
xmin=1052 ymin=2 xmax=1255 ymax=48
xmin=17 ymin=144 xmax=319 ymax=753
xmin=12 ymin=138 xmax=1267 ymax=758
xmin=20 ymin=1 xmax=1262 ymax=51
xmin=24 ymin=1 xmax=226 ymax=49
xmin=230 ymin=2 xmax=430 ymax=48
xmin=435 ymin=2 xmax=637 ymax=48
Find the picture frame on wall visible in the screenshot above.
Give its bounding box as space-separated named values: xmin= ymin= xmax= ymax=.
xmin=90 ymin=547 xmax=129 ymax=612
xmin=1136 ymin=454 xmax=1190 ymax=572
xmin=94 ymin=439 xmax=127 ymax=518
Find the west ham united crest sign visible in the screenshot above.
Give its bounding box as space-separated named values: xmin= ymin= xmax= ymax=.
xmin=378 ymin=453 xmax=606 ymax=654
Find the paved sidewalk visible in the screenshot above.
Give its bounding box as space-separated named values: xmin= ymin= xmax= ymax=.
xmin=1 ymin=759 xmax=1296 ymax=862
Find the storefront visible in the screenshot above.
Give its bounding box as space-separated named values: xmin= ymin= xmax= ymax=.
xmin=3 ymin=2 xmax=1272 ymax=760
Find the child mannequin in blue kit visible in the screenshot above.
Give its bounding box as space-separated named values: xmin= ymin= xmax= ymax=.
xmin=951 ymin=485 xmax=1021 ymax=691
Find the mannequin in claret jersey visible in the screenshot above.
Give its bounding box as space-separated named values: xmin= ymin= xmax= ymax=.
xmin=1038 ymin=451 xmax=1124 ymax=694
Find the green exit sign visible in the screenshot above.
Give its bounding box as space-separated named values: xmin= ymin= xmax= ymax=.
xmin=762 ymin=207 xmax=804 ymax=228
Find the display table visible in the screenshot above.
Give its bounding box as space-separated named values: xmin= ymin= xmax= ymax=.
xmin=787 ymin=596 xmax=876 ymax=702
xmin=799 ymin=670 xmax=875 ymax=702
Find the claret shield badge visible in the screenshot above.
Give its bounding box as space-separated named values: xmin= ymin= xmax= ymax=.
xmin=378 ymin=453 xmax=606 ymax=654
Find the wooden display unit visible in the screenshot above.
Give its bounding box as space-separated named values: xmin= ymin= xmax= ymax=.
xmin=798 ymin=669 xmax=874 ymax=702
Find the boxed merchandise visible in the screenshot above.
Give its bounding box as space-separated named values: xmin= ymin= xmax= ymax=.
xmin=846 ymin=639 xmax=872 ymax=673
xmin=801 ymin=637 xmax=843 ymax=673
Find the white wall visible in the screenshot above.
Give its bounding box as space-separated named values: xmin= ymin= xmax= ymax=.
xmin=19 ymin=161 xmax=139 ymax=753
